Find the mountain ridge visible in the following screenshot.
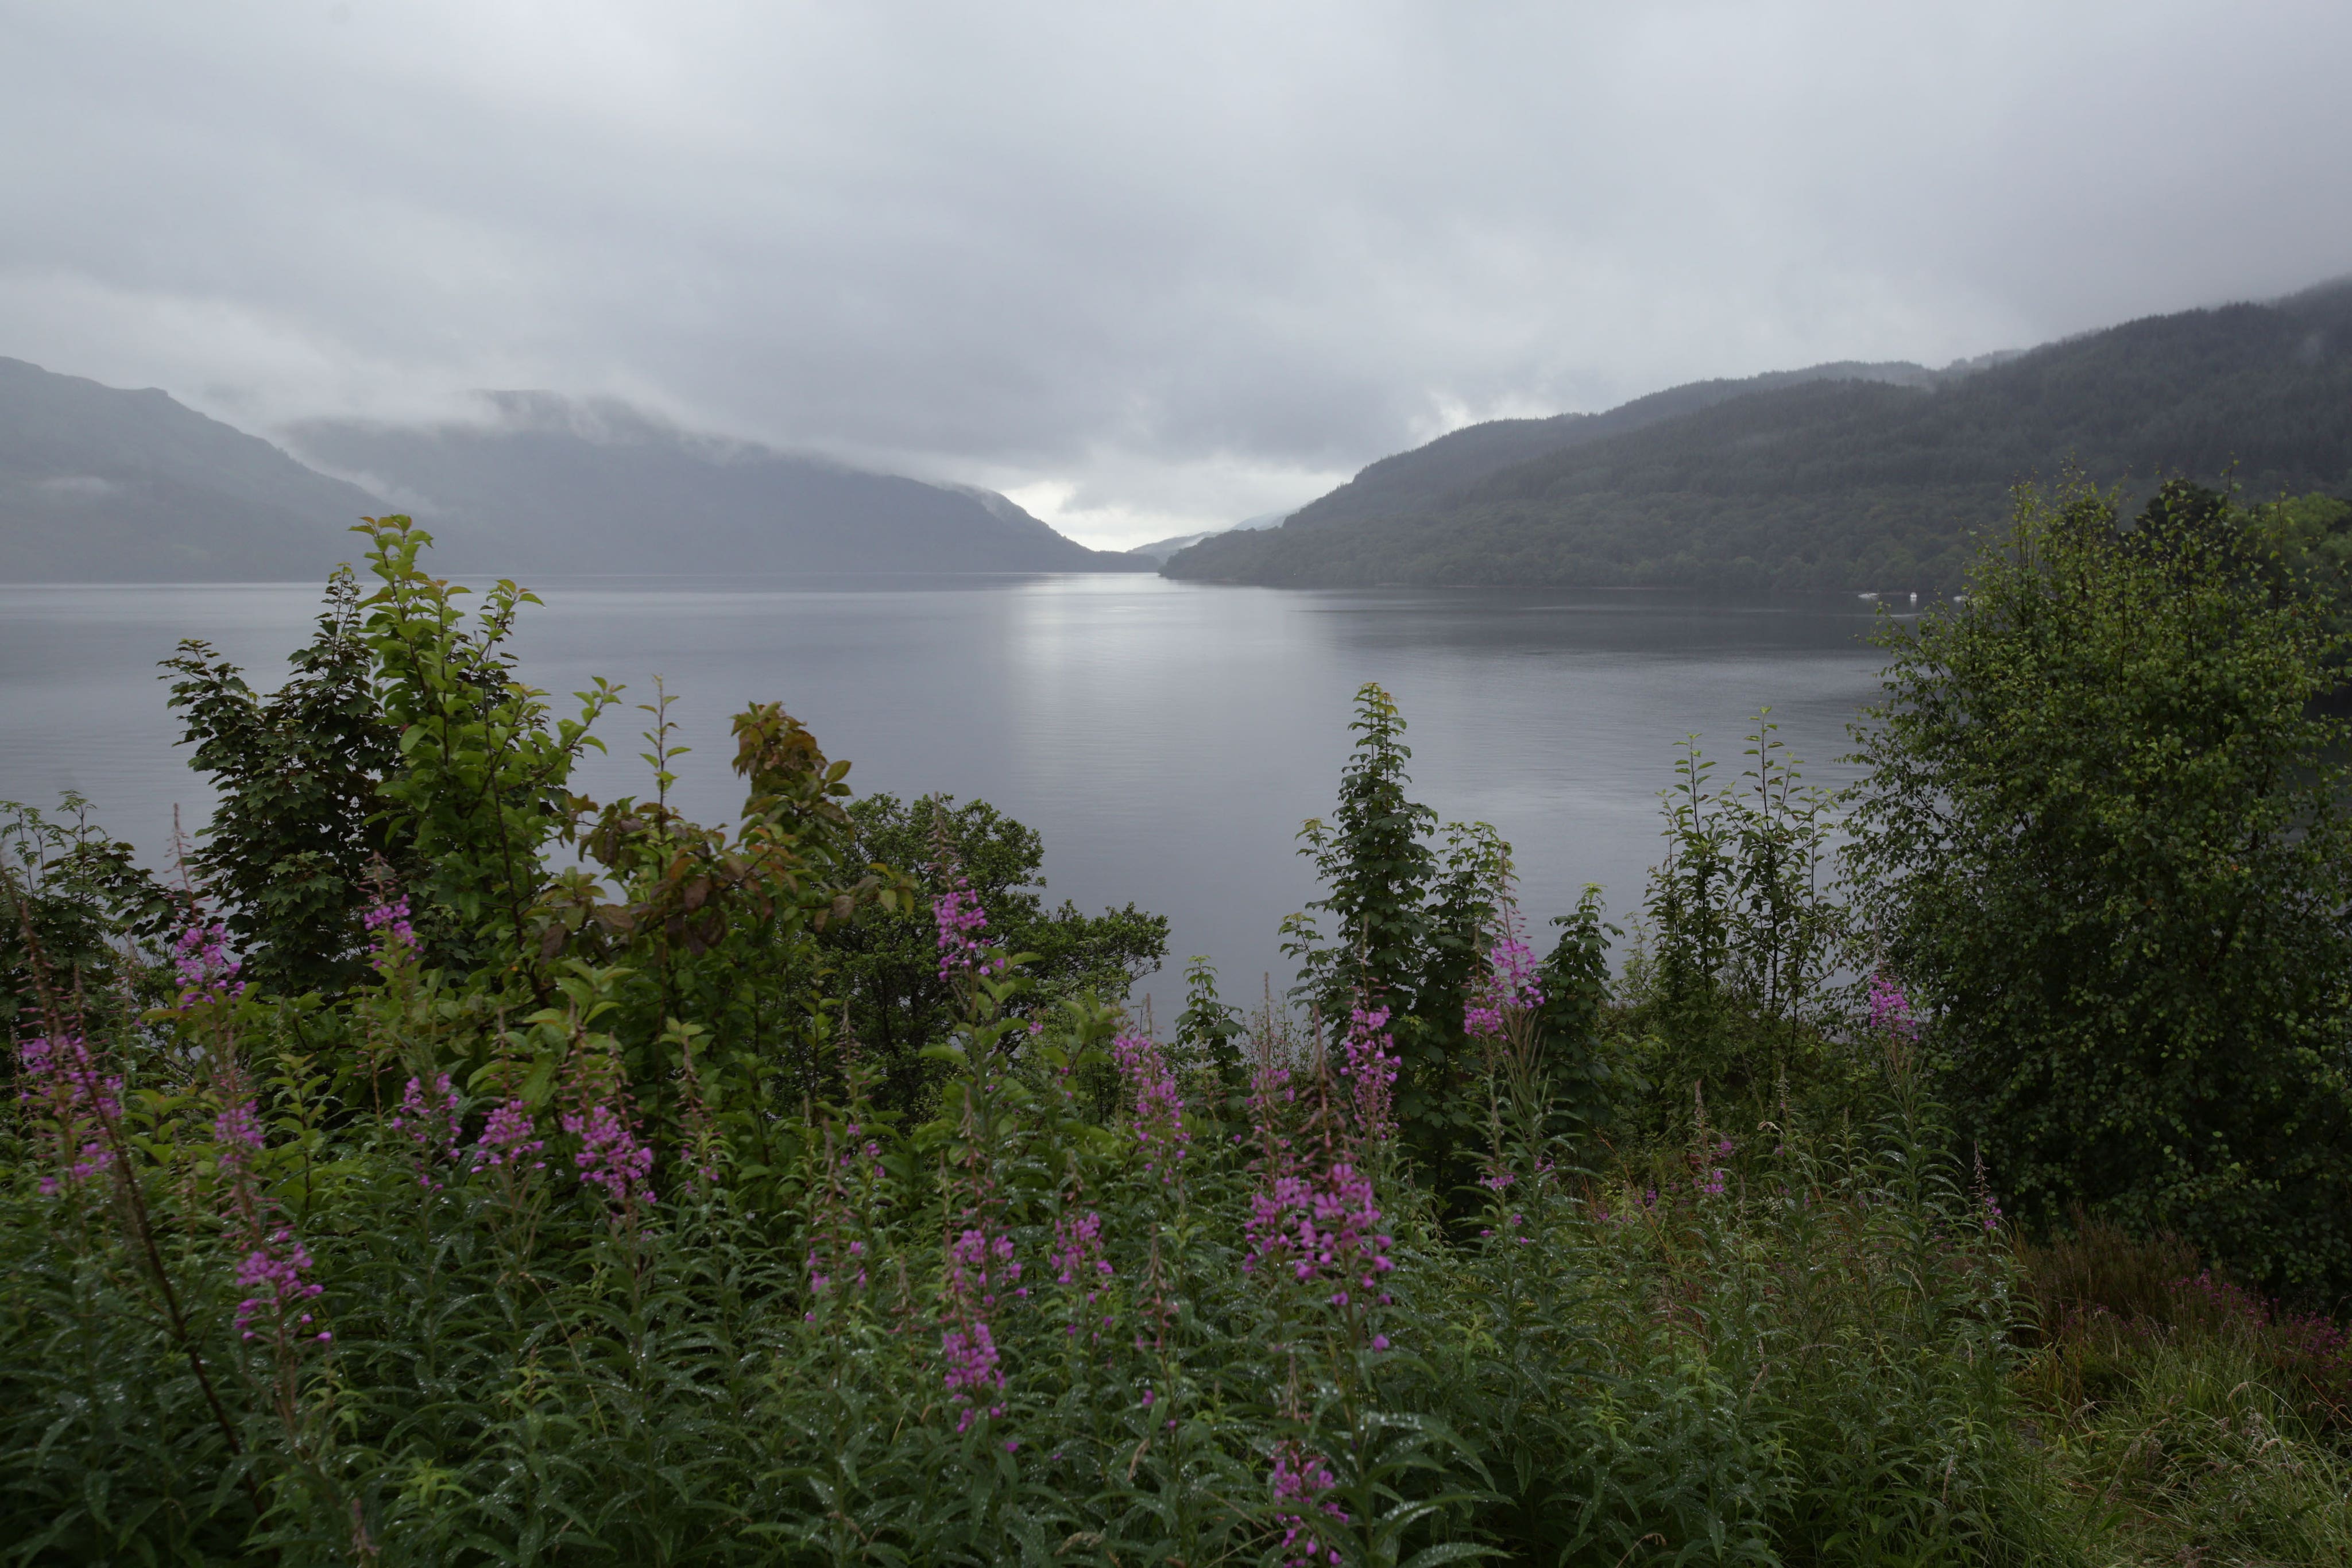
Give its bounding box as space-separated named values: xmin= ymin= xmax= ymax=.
xmin=1165 ymin=280 xmax=2352 ymax=593
xmin=287 ymin=396 xmax=1144 ymax=578
xmin=0 ymin=356 xmax=384 ymax=580
xmin=0 ymin=366 xmax=1140 ymax=581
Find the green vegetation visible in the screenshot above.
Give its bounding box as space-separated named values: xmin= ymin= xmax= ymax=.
xmin=1848 ymin=477 xmax=2352 ymax=1298
xmin=1167 ymin=280 xmax=2352 ymax=594
xmin=4 ymin=502 xmax=2350 ymax=1564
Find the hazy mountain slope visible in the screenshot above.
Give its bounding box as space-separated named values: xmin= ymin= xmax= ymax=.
xmin=0 ymin=357 xmax=382 ymax=580
xmin=1123 ymin=509 xmax=1290 ymax=563
xmin=289 ymin=396 xmax=1143 ymax=576
xmin=1166 ymin=282 xmax=2352 ymax=593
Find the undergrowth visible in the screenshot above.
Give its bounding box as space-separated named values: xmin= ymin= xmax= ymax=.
xmin=0 ymin=897 xmax=2058 ymax=1566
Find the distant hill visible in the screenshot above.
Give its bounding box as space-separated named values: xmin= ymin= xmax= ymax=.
xmin=0 ymin=365 xmax=1139 ymax=582
xmin=289 ymin=395 xmax=1143 ymax=577
xmin=1122 ymin=509 xmax=1291 ymax=564
xmin=1164 ymin=281 xmax=2352 ymax=593
xmin=0 ymin=357 xmax=381 ymax=580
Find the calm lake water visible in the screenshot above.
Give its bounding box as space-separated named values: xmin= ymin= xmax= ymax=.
xmin=0 ymin=574 xmax=1901 ymax=1004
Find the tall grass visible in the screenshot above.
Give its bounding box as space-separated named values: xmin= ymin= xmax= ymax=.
xmin=2015 ymin=1215 xmax=2352 ymax=1566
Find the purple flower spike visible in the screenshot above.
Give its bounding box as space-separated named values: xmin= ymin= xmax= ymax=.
xmin=471 ymin=1099 xmax=546 ymax=1174
xmin=233 ymin=1229 xmax=328 ymax=1351
xmin=1869 ymin=971 xmax=1918 ymax=1040
xmin=364 ymin=896 xmax=416 ymax=967
xmin=1271 ymin=1441 xmax=1350 ymax=1567
xmin=1465 ymin=902 xmax=1544 ymax=1041
xmin=1113 ymin=1031 xmax=1190 ymax=1180
xmin=171 ymin=919 xmax=245 ymax=1009
xmin=1340 ymin=1004 xmax=1398 ymax=1141
xmin=933 ymin=878 xmax=1006 ymax=981
xmin=390 ymin=1073 xmax=461 ymax=1190
xmin=18 ymin=1035 xmax=123 ymax=1195
xmin=562 ymin=1102 xmax=655 ymax=1209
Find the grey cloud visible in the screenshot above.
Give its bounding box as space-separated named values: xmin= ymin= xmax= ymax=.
xmin=1 ymin=1 xmax=2347 ymax=545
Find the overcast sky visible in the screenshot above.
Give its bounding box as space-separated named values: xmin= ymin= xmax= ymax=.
xmin=3 ymin=2 xmax=2349 ymax=547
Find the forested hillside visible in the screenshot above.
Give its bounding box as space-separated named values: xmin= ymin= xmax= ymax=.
xmin=1166 ymin=280 xmax=2352 ymax=592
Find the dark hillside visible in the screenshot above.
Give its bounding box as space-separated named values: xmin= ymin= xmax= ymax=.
xmin=1167 ymin=280 xmax=2352 ymax=592
xmin=1285 ymin=358 xmax=1954 ymax=535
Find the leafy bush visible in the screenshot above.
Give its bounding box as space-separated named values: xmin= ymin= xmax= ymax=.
xmin=1847 ymin=477 xmax=2352 ymax=1300
xmin=816 ymin=791 xmax=1167 ymax=1120
xmin=1613 ymin=715 xmax=1856 ymax=1147
xmin=1282 ymin=683 xmax=1512 ymax=1187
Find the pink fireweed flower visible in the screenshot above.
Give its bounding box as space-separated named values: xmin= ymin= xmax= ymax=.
xmin=1244 ymin=1051 xmax=1301 ymax=1185
xmin=800 ymin=1121 xmax=884 ymax=1315
xmin=1112 ymin=1031 xmax=1190 ymax=1181
xmin=1049 ymin=1206 xmax=1112 ymax=1341
xmin=171 ymin=918 xmax=245 ymax=1009
xmin=1339 ymin=1003 xmax=1398 ymax=1141
xmin=17 ymin=1035 xmax=121 ymax=1196
xmin=364 ymin=896 xmax=416 ymax=966
xmin=1050 ymin=1209 xmax=1111 ymax=1290
xmin=389 ymin=1073 xmax=461 ymax=1190
xmin=213 ymin=1101 xmax=265 ymax=1151
xmin=471 ymin=1099 xmax=546 ymax=1173
xmin=933 ymin=879 xmax=1006 ymax=981
xmin=211 ymin=1094 xmax=265 ymax=1178
xmin=1243 ymin=1162 xmax=1394 ymax=1296
xmin=1868 ymin=972 xmax=1918 ymax=1040
xmin=941 ymin=1323 xmax=1001 ymax=1406
xmin=1271 ymin=1441 xmax=1349 ymax=1567
xmin=940 ymin=1219 xmax=1018 ymax=1430
xmin=1464 ymin=912 xmax=1544 ymax=1041
xmin=562 ymin=1102 xmax=655 ymax=1209
xmin=234 ymin=1229 xmax=329 ymax=1345
xmin=948 ymin=1226 xmax=1023 ymax=1311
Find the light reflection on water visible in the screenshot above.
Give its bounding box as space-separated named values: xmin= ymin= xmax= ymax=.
xmin=0 ymin=574 xmax=1897 ymax=1000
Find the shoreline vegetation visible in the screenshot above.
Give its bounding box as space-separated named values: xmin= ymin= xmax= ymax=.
xmin=5 ymin=482 xmax=2351 ymax=1565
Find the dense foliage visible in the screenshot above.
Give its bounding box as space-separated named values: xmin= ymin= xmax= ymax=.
xmin=162 ymin=567 xmax=414 ymax=995
xmin=1847 ymin=478 xmax=2352 ymax=1299
xmin=1166 ymin=280 xmax=2352 ymax=594
xmin=1280 ymin=685 xmax=1512 ymax=1187
xmin=5 ymin=504 xmax=2351 ymax=1564
xmin=818 ymin=791 xmax=1168 ymax=1118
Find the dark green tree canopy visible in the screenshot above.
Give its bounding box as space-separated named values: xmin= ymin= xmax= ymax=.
xmin=822 ymin=792 xmax=1167 ymax=1118
xmin=161 ymin=568 xmax=411 ymax=996
xmin=1846 ymin=477 xmax=2352 ymax=1298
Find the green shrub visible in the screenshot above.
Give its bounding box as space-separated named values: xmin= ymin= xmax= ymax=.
xmin=1847 ymin=477 xmax=2352 ymax=1300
